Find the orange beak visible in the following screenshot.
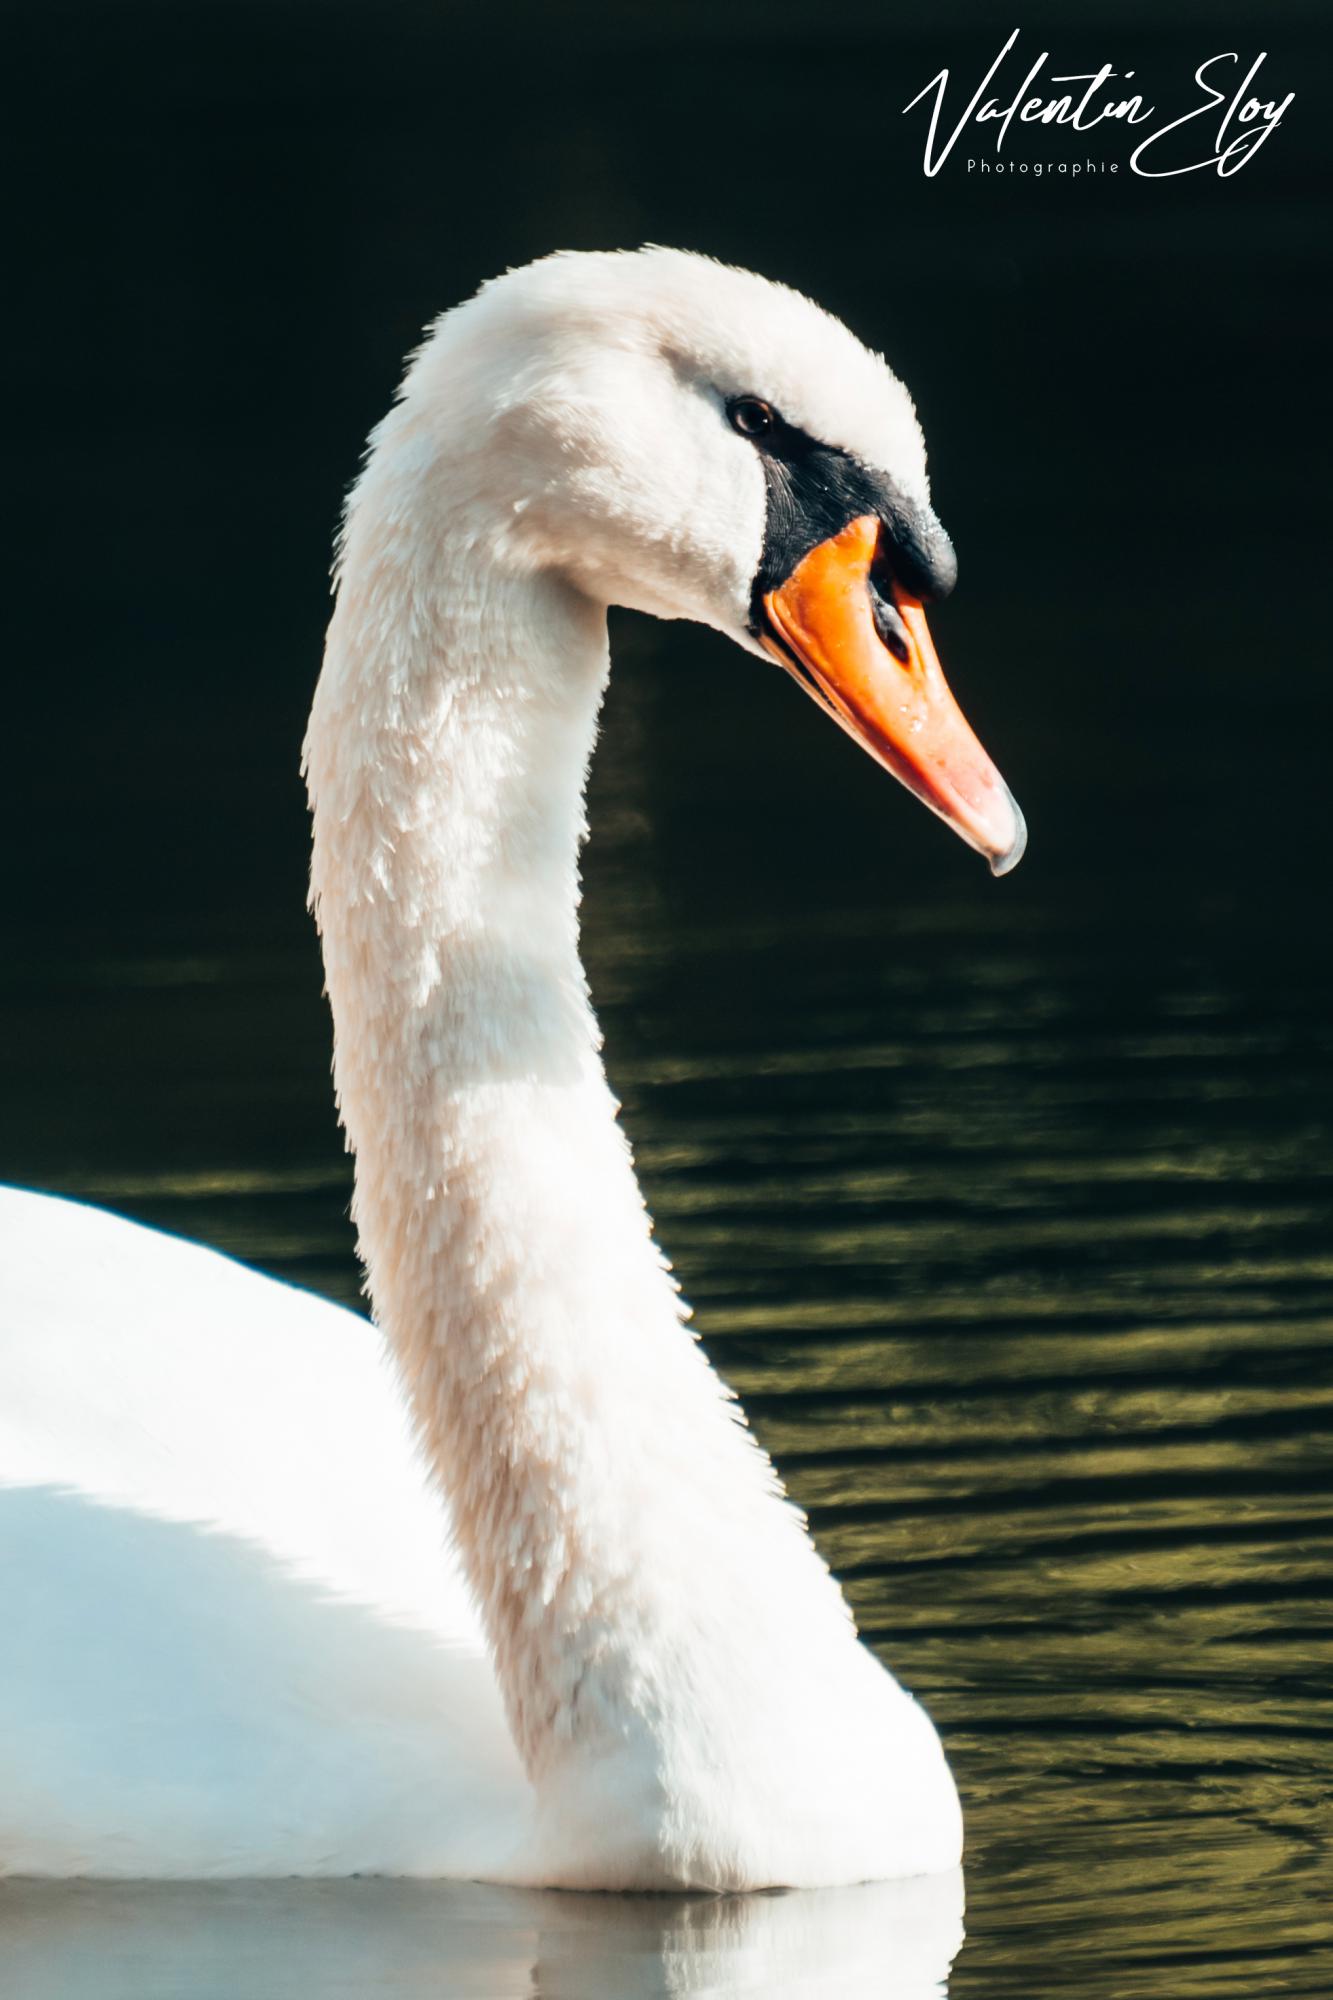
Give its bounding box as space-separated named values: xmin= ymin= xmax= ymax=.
xmin=760 ymin=515 xmax=1026 ymax=875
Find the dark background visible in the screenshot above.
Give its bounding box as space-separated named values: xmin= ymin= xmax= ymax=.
xmin=3 ymin=4 xmax=1331 ymax=1995
xmin=5 ymin=0 xmax=1329 ymax=944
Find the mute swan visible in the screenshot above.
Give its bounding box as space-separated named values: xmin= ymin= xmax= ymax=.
xmin=0 ymin=248 xmax=1023 ymax=1888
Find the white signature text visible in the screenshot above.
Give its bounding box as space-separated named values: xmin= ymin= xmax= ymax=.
xmin=903 ymin=30 xmax=1293 ymax=179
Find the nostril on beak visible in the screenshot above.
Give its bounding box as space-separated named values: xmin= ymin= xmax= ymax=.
xmin=867 ymin=577 xmax=911 ymax=662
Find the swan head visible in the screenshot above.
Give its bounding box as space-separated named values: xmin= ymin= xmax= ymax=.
xmin=394 ymin=247 xmax=1025 ymax=875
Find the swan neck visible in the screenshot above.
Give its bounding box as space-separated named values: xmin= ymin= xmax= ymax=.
xmin=306 ymin=461 xmax=851 ymax=1796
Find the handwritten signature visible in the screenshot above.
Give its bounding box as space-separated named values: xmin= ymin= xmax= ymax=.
xmin=904 ymin=30 xmax=1293 ymax=179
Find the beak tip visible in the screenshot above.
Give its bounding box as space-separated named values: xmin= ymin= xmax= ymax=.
xmin=987 ymin=794 xmax=1028 ymax=878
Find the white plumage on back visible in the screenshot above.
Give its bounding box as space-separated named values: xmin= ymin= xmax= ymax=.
xmin=0 ymin=1187 xmax=524 ymax=1878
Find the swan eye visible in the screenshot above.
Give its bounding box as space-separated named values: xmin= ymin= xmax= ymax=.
xmin=729 ymin=397 xmax=777 ymax=440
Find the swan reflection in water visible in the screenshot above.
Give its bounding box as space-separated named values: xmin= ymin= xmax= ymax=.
xmin=0 ymin=1871 xmax=964 ymax=1998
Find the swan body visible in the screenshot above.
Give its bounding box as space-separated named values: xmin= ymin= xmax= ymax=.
xmin=1 ymin=248 xmax=1023 ymax=1886
xmin=0 ymin=1188 xmax=524 ymax=1878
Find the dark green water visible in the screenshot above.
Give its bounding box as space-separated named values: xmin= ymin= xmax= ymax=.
xmin=4 ymin=0 xmax=1332 ymax=1990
